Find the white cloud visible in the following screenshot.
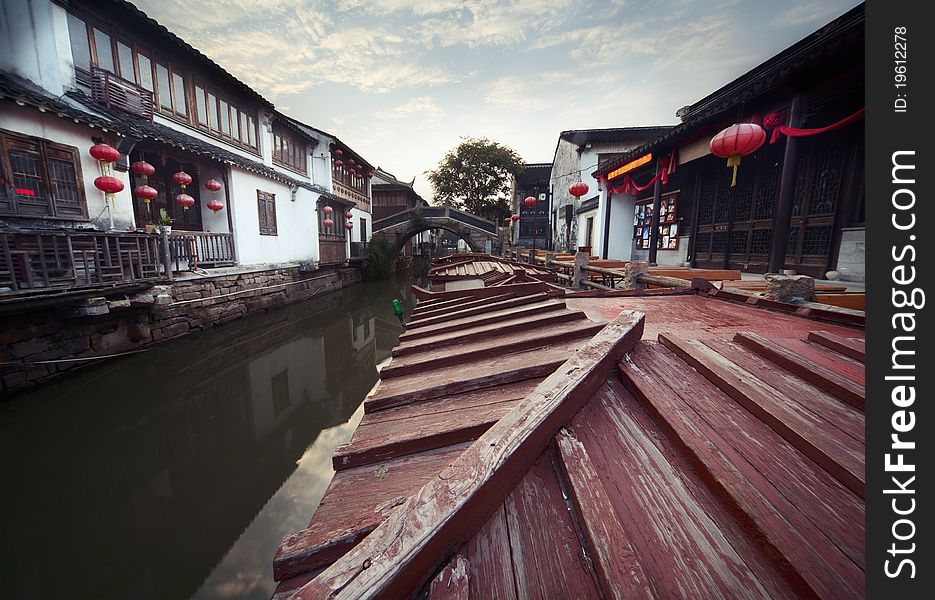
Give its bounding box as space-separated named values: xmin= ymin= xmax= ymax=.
xmin=374 ymin=96 xmax=444 ymax=120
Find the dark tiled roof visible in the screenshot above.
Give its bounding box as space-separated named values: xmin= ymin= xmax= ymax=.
xmin=109 ymin=0 xmax=272 ymax=108
xmin=0 ymin=70 xmax=320 ymax=191
xmin=272 ymin=112 xmax=322 ymax=146
xmin=516 ymin=163 xmax=552 ymax=187
xmin=593 ymin=3 xmax=864 ymax=178
xmin=559 ymin=126 xmax=676 ymax=146
xmin=576 ymin=195 xmax=600 ymax=214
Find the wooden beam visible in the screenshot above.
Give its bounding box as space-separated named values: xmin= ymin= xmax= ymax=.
xmin=288 ymin=311 xmax=645 ymax=599
xmin=733 ymin=332 xmax=864 ymax=410
xmin=658 ymin=333 xmax=864 ymax=497
xmin=807 ymin=330 xmax=866 ymax=363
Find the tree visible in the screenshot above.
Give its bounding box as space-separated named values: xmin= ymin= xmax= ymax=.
xmin=426 ymin=137 xmax=525 ymax=221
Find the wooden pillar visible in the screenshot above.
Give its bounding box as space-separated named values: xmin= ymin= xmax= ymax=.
xmin=768 ymin=94 xmax=803 ymax=273
xmin=687 ymin=172 xmax=702 ymax=267
xmin=647 ymin=158 xmax=663 ymax=265
xmin=160 ymin=229 xmax=174 ymax=281
xmin=601 ymin=189 xmax=612 ymax=259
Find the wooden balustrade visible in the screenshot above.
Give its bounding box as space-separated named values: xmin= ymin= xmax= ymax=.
xmin=168 ymin=231 xmax=235 ymax=271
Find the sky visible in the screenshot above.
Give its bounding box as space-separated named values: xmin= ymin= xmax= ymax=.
xmin=131 ymin=0 xmax=862 ymax=202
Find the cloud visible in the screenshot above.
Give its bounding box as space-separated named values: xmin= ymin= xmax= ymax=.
xmin=374 ymin=96 xmax=444 ymax=120
xmin=773 ymin=3 xmax=844 ymax=26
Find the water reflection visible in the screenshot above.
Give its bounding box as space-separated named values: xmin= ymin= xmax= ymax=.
xmin=0 ymin=277 xmax=415 ymax=600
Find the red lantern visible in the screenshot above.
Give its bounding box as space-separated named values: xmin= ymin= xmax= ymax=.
xmin=334 ymin=159 xmax=344 ymax=168
xmin=207 ymin=199 xmax=224 ymax=213
xmin=511 ymin=214 xmax=520 ymax=222
xmin=345 ymin=222 xmax=353 ymax=230
xmin=344 ymin=211 xmax=353 ymax=219
xmin=95 ymin=176 xmax=124 ymax=194
xmin=333 ymin=148 xmax=343 ymax=157
xmin=709 ymin=123 xmax=766 ymax=187
xmin=366 ymin=171 xmax=374 ymax=178
xmin=172 ymin=171 xmax=192 ymax=189
xmin=131 ymin=160 xmax=155 ymax=181
xmin=204 ymin=179 xmax=222 ymax=192
xmin=569 ymin=181 xmax=589 ymax=198
xmin=134 ymin=184 xmax=158 ymax=206
xmin=90 ymin=144 xmax=120 ymax=164
xmin=322 ymin=218 xmax=334 ymax=228
xmin=322 ymin=205 xmax=334 ymax=215
xmin=176 ymin=193 xmax=195 ymax=211
xmin=523 ymin=195 xmax=536 ymax=208
xmin=347 ymin=158 xmax=355 ymax=166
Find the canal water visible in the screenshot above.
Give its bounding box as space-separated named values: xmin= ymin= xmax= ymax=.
xmin=0 ymin=276 xmax=416 ymax=600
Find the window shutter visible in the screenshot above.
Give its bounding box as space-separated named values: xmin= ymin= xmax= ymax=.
xmin=257 ymin=191 xmax=277 ymax=235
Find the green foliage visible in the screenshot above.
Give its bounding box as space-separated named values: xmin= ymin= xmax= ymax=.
xmin=157 ymin=208 xmax=173 ymax=226
xmin=426 ymin=137 xmax=525 ymax=220
xmin=363 ymin=236 xmax=392 ymax=281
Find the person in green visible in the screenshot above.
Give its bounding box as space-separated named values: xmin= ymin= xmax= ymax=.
xmin=392 ymin=298 xmax=406 ymax=330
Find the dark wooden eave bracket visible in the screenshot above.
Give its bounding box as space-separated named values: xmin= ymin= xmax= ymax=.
xmin=289 ymin=310 xmax=645 ymax=599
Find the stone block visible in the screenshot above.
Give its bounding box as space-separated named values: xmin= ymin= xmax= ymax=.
xmin=108 ymin=298 xmax=132 ymax=310
xmin=128 ymin=292 xmax=156 ymax=306
xmin=765 ymin=274 xmax=816 ymax=303
xmin=154 ymin=294 xmax=173 ymax=305
xmin=622 ymin=261 xmax=650 ymax=291
xmin=127 ymin=322 xmax=151 ymax=342
xmin=10 ymin=337 xmax=47 ymax=358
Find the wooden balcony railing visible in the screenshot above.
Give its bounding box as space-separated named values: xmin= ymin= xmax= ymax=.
xmin=90 ymin=65 xmax=155 ymax=121
xmin=1 ymin=229 xmax=171 ymax=295
xmin=168 ymin=231 xmax=235 ymax=271
xmin=332 ymin=182 xmax=370 ymax=211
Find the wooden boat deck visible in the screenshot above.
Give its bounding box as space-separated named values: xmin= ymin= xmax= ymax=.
xmin=273 ymin=277 xmax=864 ymax=599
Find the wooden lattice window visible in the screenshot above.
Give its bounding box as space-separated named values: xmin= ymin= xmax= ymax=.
xmin=0 ymin=129 xmax=87 ymax=219
xmin=257 ymin=190 xmax=277 ymax=235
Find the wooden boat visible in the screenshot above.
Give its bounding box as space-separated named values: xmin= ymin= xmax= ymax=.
xmin=272 ymin=258 xmax=865 ymax=599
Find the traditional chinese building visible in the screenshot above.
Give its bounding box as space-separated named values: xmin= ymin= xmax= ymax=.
xmin=510 ymin=162 xmax=551 ymax=250
xmin=593 ymin=4 xmax=864 ymax=280
xmin=549 ymin=127 xmax=673 ymax=255
xmin=0 ymin=0 xmax=376 ymax=295
xmin=370 ymin=168 xmax=428 ymax=257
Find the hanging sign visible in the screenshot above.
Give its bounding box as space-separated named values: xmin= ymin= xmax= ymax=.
xmin=607 ymin=153 xmax=652 ymax=180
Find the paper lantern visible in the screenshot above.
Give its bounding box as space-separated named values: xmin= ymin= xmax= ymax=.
xmin=90 ymin=144 xmax=120 ymax=164
xmin=204 ymin=179 xmax=222 ymax=192
xmin=175 ymin=193 xmax=195 ymax=211
xmin=134 ymin=184 xmax=158 ymax=207
xmin=569 ymin=181 xmax=589 ymax=198
xmin=709 ymin=123 xmax=767 ymax=187
xmin=207 ymin=199 xmax=224 ymax=213
xmin=172 ymin=171 xmax=192 ymax=189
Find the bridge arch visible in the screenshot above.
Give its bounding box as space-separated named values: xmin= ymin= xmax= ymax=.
xmin=372 ymin=206 xmax=501 ymax=257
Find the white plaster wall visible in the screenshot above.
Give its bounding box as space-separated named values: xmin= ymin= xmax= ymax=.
xmin=0 ymin=0 xmax=71 ymax=96
xmin=606 ymin=192 xmax=635 ymax=260
xmin=197 ymin=164 xmax=230 ymax=234
xmin=575 ymin=209 xmax=597 ymax=249
xmin=0 ymin=103 xmax=136 ymax=230
xmin=550 ymin=139 xmax=580 ymax=252
xmin=227 ymin=167 xmax=319 ymax=266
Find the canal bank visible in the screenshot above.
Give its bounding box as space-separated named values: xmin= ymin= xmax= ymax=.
xmin=1 ymin=264 xmax=362 ymax=396
xmin=0 ymin=276 xmax=412 ymax=600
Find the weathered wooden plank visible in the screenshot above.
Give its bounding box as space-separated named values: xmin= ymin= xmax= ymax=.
xmin=734 ymin=332 xmax=864 ymax=410
xmin=622 ymin=343 xmax=864 ymax=594
xmin=659 ymin=333 xmax=864 ymax=496
xmin=411 ymin=293 xmax=514 ymax=320
xmin=814 ymin=293 xmax=865 ymax=311
xmin=770 ymin=337 xmax=865 ymax=384
xmin=382 ymin=320 xmax=605 ymax=379
xmin=502 ymin=450 xmax=602 ymax=599
xmin=274 ymin=443 xmax=470 ymax=581
xmin=289 ymin=311 xmax=644 ymax=599
xmin=462 ymin=506 xmax=517 ymax=600
xmin=393 ymin=309 xmax=588 ymax=357
xmin=572 ymin=378 xmax=790 ymax=599
xmin=399 ymin=300 xmax=567 ymax=342
xmin=334 ymin=397 xmax=518 ymax=470
xmin=411 ymin=281 xmax=548 ymax=303
xmin=554 ymin=428 xmax=656 ymax=599
xmin=705 ymin=339 xmax=864 ymax=443
xmin=366 ymin=343 xmax=577 ymax=412
xmin=807 ymin=330 xmax=866 ymax=363
xmin=427 ymin=555 xmax=470 ymax=600
xmin=406 ymin=293 xmax=551 ymax=329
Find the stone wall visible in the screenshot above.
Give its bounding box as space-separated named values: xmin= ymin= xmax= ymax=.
xmin=0 ymin=265 xmax=361 ymax=395
xmin=834 ymin=227 xmax=865 ymax=282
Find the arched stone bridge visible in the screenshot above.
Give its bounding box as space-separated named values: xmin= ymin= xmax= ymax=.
xmin=373 ymin=206 xmax=502 ymax=256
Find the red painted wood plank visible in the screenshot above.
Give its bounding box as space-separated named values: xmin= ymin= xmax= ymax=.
xmin=659 ymin=333 xmax=864 ymax=496
xmin=622 ymin=344 xmax=864 ymax=595
xmin=393 ymin=309 xmax=588 ymax=357
xmin=734 ymin=332 xmax=864 ymax=410
xmin=428 ymin=555 xmax=470 ymax=600
xmin=334 ymin=397 xmax=519 ymax=470
xmin=502 ymin=450 xmax=602 ymax=599
xmin=570 ymin=378 xmax=793 ymax=599
xmin=382 ymin=320 xmax=605 ymax=379
xmin=406 ymin=293 xmax=551 ymax=329
xmin=554 ymin=427 xmax=656 ymax=599
xmin=399 ymin=300 xmax=567 ymax=342
xmin=461 ymin=506 xmax=517 ymax=600
xmin=289 ymin=311 xmax=644 ymax=599
xmin=771 ymin=337 xmax=865 ymax=385
xmin=411 ymin=293 xmax=514 ymax=320
xmin=410 ymin=281 xmax=547 ymax=303
xmin=366 ymin=343 xmax=577 ymax=412
xmin=704 ymin=339 xmax=864 ymax=443
xmin=274 ymin=443 xmax=469 ymax=581
xmin=808 ymin=330 xmax=866 ymax=363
